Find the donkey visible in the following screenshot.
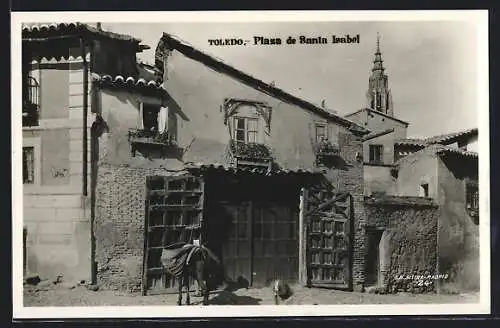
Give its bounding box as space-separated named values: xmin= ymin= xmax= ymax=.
xmin=161 ymin=242 xmax=220 ymax=306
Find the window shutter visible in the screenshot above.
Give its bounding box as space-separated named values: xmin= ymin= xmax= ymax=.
xmin=158 ymin=106 xmax=168 ymax=133
xmin=138 ymin=103 xmax=144 ymax=130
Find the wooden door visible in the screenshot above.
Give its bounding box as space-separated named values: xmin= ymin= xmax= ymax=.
xmin=142 ymin=175 xmax=205 ymax=295
xmin=252 ymin=202 xmax=299 ymax=286
xmin=306 ymin=191 xmax=353 ymax=290
xmin=220 ymin=201 xmax=252 ymax=286
xmin=365 ymin=229 xmax=383 ymax=287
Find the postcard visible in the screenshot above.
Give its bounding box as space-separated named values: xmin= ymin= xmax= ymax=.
xmin=11 ymin=10 xmax=490 ymax=318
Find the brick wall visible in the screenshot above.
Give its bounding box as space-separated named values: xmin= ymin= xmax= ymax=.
xmin=364 ymin=197 xmax=439 ymax=293
xmin=323 ymin=131 xmax=366 ymax=291
xmin=95 ymin=163 xmax=186 ymax=291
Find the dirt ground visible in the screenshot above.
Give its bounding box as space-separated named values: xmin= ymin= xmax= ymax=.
xmin=23 ymin=284 xmax=480 ymax=307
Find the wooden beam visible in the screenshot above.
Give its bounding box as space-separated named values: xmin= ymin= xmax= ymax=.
xmin=298 ymin=188 xmax=308 ymax=286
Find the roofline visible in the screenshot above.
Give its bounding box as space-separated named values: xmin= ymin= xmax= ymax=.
xmin=426 ymin=128 xmax=479 ymax=145
xmin=344 ymin=108 xmax=364 ymax=118
xmin=436 ymin=148 xmax=478 ymax=159
xmin=155 ymin=33 xmax=369 ymax=136
xmin=345 ymin=108 xmax=410 ymax=126
xmin=362 ymin=128 xmax=394 ymax=141
xmin=22 ymin=23 xmax=150 ymax=52
xmin=394 ymin=144 xmax=478 ymax=167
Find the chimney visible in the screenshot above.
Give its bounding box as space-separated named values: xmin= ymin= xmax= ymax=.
xmin=96 ymin=22 xmax=102 ymax=30
xmin=321 ymin=99 xmax=326 ymax=108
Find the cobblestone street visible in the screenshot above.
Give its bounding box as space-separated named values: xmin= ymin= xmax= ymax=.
xmin=24 ymin=284 xmax=480 ymax=307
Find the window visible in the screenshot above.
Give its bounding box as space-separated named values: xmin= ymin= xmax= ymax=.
xmin=466 ymin=184 xmax=479 ymax=211
xmin=376 ymin=92 xmax=382 ymax=110
xmin=315 ymin=123 xmax=327 ymax=143
xmin=234 ymin=117 xmax=258 ymax=144
xmin=142 ymin=104 xmax=160 ymax=133
xmin=22 ymin=70 xmax=40 ymax=127
xmin=419 ymin=183 xmax=429 ymax=197
xmin=369 ymin=144 xmax=383 ymax=163
xmin=23 ymin=147 xmax=35 ymax=184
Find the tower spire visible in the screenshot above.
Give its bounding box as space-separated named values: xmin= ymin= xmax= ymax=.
xmin=366 ymin=33 xmax=394 ymax=116
xmin=376 ymin=32 xmax=380 ymax=52
xmin=372 ymin=32 xmax=384 ymax=73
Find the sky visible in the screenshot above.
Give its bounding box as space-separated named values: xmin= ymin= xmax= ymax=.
xmin=100 ymin=21 xmax=479 ymax=140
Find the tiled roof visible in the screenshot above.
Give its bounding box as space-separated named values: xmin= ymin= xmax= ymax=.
xmin=155 ymin=33 xmax=369 ymax=136
xmin=22 ymin=23 xmax=149 ymax=51
xmin=394 ymin=143 xmax=478 ymax=167
xmin=395 ymin=128 xmax=478 ymax=148
xmin=91 ymin=74 xmax=164 ymax=92
xmin=425 ymin=128 xmax=478 ymax=145
xmin=394 ymin=138 xmax=427 ymax=147
xmin=435 ymin=145 xmax=478 ymax=159
xmin=184 ymin=163 xmax=323 ymax=176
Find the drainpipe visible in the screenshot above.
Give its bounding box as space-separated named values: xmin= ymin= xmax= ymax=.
xmin=80 ymin=37 xmax=96 ymax=284
xmin=81 ymin=37 xmax=89 ymax=196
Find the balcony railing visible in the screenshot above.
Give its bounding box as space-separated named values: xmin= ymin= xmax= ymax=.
xmin=128 ymin=129 xmax=176 ymax=157
xmin=316 ymin=140 xmax=340 ymax=156
xmin=315 ymin=140 xmax=341 ymax=166
xmin=128 ymin=129 xmax=175 ymax=146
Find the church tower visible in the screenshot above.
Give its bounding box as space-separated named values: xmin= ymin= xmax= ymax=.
xmin=366 ymin=33 xmax=394 ymax=116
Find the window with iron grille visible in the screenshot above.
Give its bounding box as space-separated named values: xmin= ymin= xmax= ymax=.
xmin=23 ymin=147 xmax=35 ymax=184
xmin=23 ymin=76 xmax=40 ymax=127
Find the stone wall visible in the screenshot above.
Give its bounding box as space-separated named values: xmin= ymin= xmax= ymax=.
xmin=364 ymin=196 xmax=439 ymax=293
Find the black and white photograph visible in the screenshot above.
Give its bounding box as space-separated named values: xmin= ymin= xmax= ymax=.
xmin=12 ymin=10 xmax=490 ymax=318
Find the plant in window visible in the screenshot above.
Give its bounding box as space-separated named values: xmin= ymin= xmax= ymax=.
xmin=316 ymin=137 xmax=340 ymax=156
xmin=229 ymin=139 xmax=272 ymax=160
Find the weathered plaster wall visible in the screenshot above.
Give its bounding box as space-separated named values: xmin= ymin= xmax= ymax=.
xmin=347 ymin=109 xmax=408 ymax=139
xmin=97 ymin=89 xmax=157 ymax=165
xmin=94 ymin=88 xmax=186 ymax=290
xmin=394 ymin=148 xmax=439 ymax=198
xmin=163 ymin=49 xmax=350 ymax=170
xmin=363 ymin=165 xmax=396 ymax=195
xmin=437 ymin=156 xmax=479 ymax=291
xmin=91 ymin=48 xmax=365 ymax=291
xmin=364 ymin=200 xmax=439 ymax=293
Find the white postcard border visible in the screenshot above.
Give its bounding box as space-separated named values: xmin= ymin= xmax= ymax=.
xmin=11 ymin=10 xmax=490 ymax=318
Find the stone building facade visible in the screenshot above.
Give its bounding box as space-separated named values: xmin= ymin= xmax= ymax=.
xmin=21 ymin=25 xmax=450 ymax=295
xmin=21 ymin=22 xmax=152 ymax=283
xmin=344 ymin=36 xmax=480 ymax=292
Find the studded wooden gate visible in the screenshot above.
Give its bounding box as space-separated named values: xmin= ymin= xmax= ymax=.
xmin=142 ymin=175 xmax=205 ymax=295
xmin=305 ymin=189 xmax=353 ymax=290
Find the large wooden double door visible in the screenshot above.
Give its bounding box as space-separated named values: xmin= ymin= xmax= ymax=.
xmin=220 ymin=201 xmax=299 ymax=287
